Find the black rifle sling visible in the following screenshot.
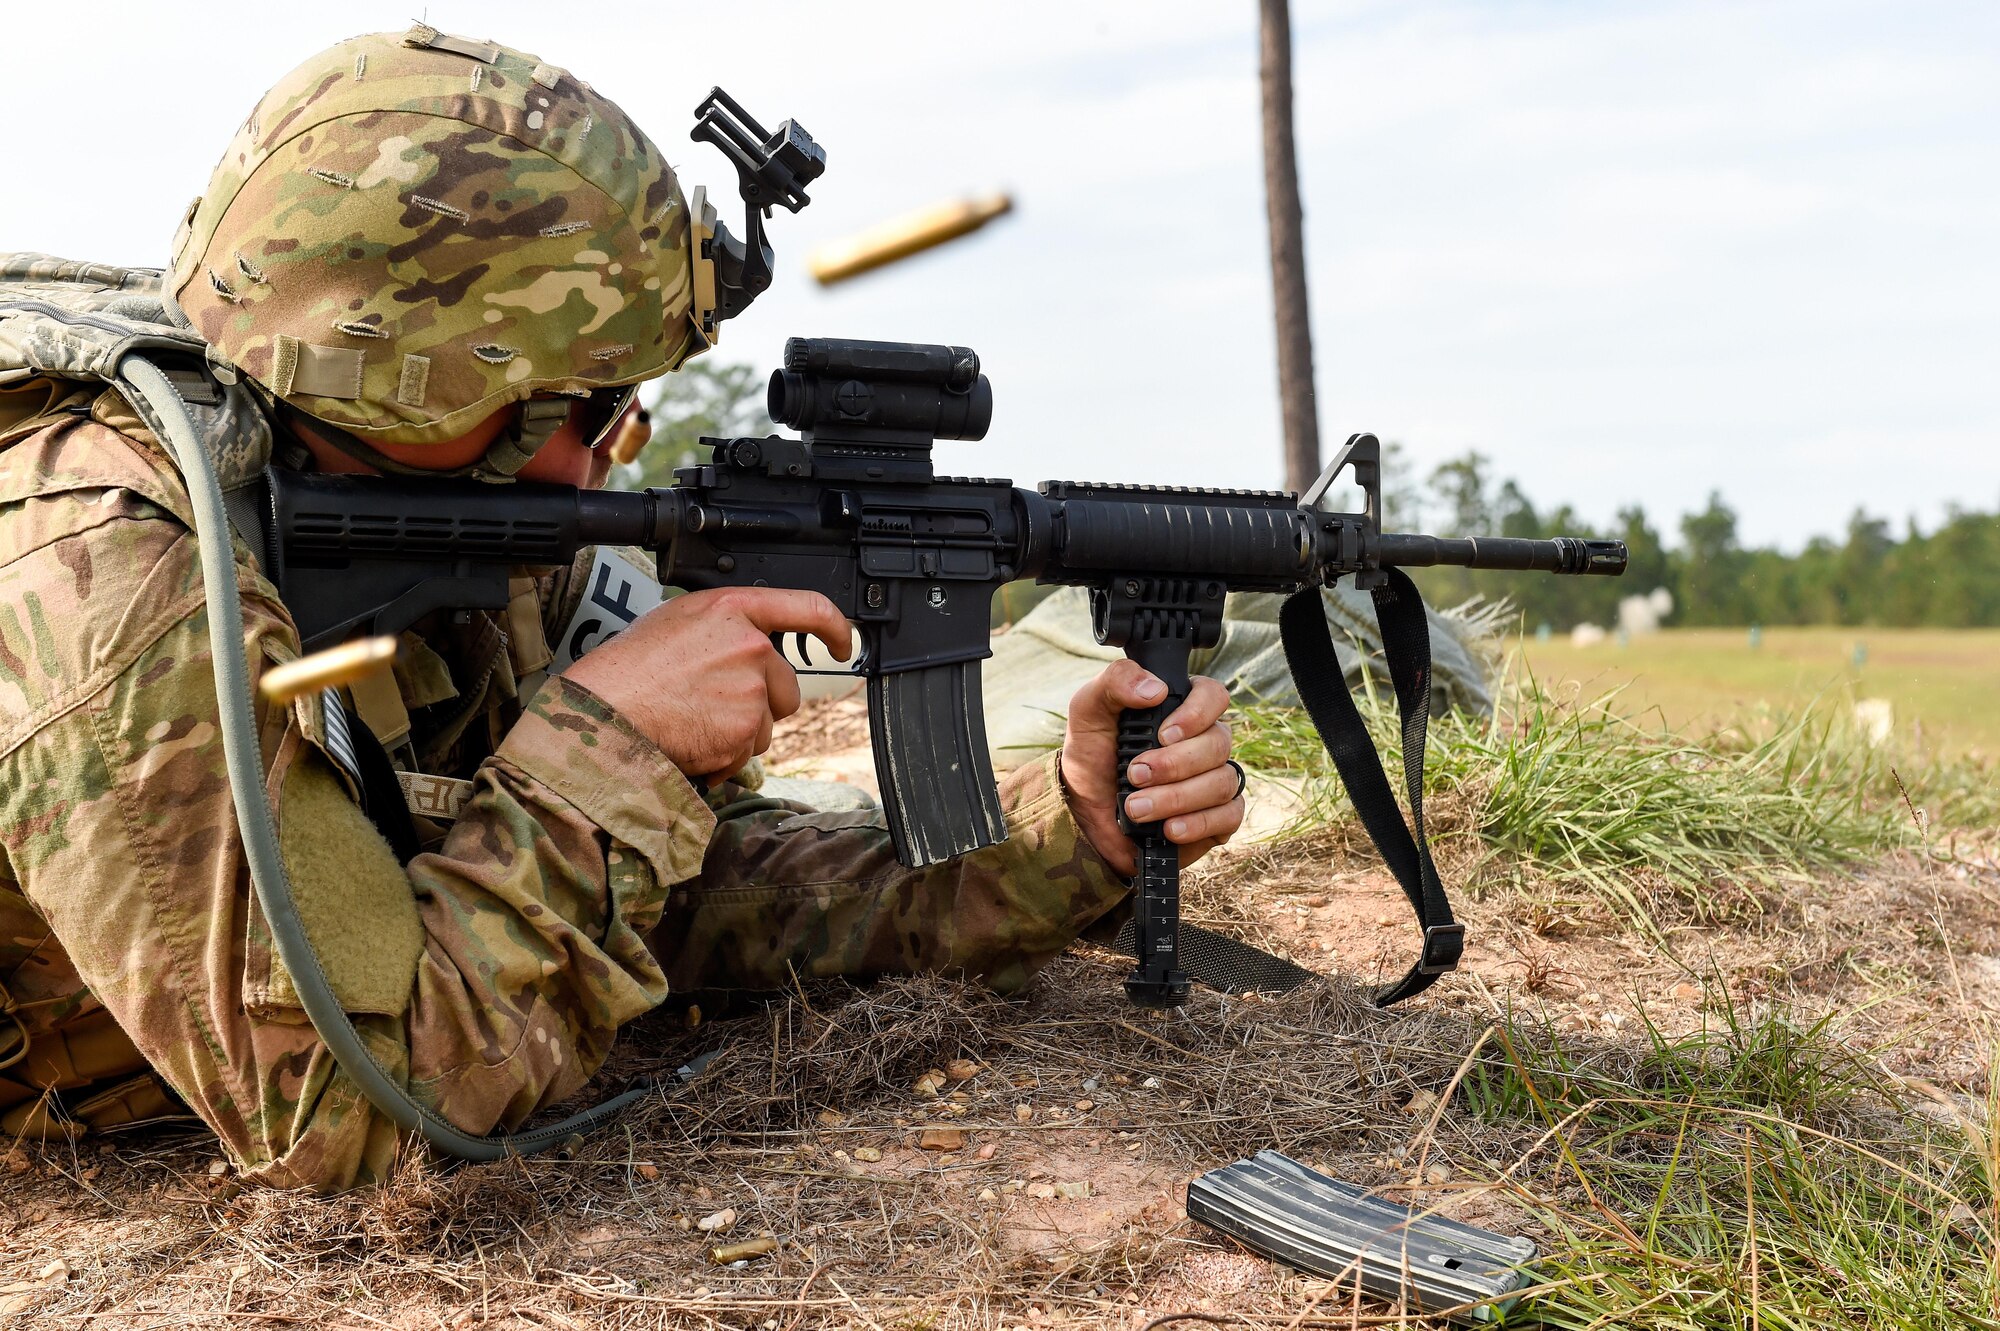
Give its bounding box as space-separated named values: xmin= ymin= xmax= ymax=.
xmin=1279 ymin=571 xmax=1464 ymax=1007
xmin=1107 ymin=913 xmax=1318 ymax=996
xmin=345 ymin=707 xmax=425 ymax=865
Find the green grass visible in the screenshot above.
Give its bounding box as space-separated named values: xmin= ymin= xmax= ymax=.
xmin=1231 ymin=674 xmax=1997 ymax=929
xmin=1228 ymin=656 xmax=2000 ymax=1321
xmin=1220 ymin=628 xmax=2000 ymax=1324
xmin=1454 ymin=1005 xmax=2000 ymax=1329
xmin=1519 ymin=627 xmax=2000 ymax=758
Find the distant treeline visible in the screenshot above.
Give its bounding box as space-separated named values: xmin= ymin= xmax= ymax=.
xmin=1395 ymin=448 xmax=2000 ymax=630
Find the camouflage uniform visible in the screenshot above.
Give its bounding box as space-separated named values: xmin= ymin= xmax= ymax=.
xmin=0 ymin=401 xmax=1127 ymax=1189
xmin=0 ymin=30 xmax=1130 ymax=1189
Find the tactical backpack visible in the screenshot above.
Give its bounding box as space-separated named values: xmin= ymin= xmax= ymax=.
xmin=1 ymin=254 xmax=272 ymax=489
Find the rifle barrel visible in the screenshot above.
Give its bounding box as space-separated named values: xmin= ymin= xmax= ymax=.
xmin=1376 ymin=533 xmax=1628 ymax=576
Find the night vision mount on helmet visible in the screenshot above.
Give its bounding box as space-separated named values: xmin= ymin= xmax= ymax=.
xmin=687 ymin=87 xmax=826 ymax=340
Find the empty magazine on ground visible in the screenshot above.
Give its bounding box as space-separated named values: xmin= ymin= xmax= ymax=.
xmin=1186 ymin=1150 xmax=1538 ymax=1324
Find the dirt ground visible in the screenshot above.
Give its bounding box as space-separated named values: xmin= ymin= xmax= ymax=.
xmin=5 ymin=701 xmax=1996 ymax=1329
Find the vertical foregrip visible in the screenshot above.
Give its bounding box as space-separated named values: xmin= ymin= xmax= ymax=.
xmin=1119 ymin=637 xmax=1194 ymax=1008
xmin=869 ymin=662 xmax=1009 ymax=869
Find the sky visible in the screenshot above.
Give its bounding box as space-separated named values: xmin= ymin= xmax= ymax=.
xmin=7 ymin=0 xmax=1995 ymax=550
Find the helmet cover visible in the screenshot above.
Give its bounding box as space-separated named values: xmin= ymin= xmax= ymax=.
xmin=172 ymin=26 xmax=705 ymax=446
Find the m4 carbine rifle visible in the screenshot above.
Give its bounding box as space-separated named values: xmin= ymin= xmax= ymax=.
xmin=267 ymin=337 xmax=1626 ymax=1008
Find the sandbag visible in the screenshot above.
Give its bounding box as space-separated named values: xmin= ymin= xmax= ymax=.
xmin=981 ymin=585 xmax=1496 ymax=769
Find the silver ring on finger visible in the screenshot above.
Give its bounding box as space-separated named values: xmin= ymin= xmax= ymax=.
xmin=1225 ymin=759 xmax=1247 ymax=801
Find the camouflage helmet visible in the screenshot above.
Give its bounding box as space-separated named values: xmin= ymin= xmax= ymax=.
xmin=170 ymin=26 xmax=707 ymax=454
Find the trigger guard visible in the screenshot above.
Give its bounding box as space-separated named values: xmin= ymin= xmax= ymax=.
xmin=772 ymin=624 xmax=875 ymax=678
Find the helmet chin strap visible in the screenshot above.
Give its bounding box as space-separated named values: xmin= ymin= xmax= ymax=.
xmin=472 ymin=396 xmax=573 ymax=479
xmin=278 ymin=396 xmax=572 ymax=481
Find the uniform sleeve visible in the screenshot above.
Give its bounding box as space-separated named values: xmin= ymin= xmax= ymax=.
xmin=0 ymin=420 xmax=713 ymax=1190
xmin=398 ymin=675 xmax=714 ymax=1136
xmin=650 ymin=750 xmax=1132 ymax=996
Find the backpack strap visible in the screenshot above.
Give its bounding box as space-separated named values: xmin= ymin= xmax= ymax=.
xmin=1280 ymin=574 xmax=1463 ymax=1007
xmin=220 ymin=467 xmax=275 ymax=573
xmin=123 ymin=351 xmax=654 ymax=1162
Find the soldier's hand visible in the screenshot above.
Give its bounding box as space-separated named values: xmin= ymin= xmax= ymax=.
xmin=564 ymin=586 xmax=851 ymax=782
xmin=1059 ymin=662 xmax=1243 ymax=879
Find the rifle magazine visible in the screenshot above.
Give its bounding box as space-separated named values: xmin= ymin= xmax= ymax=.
xmin=1187 ymin=1150 xmax=1539 ymax=1323
xmin=868 ymin=662 xmax=1007 ymax=868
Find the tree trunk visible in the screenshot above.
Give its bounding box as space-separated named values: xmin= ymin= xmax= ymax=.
xmin=1259 ymin=0 xmax=1320 ymax=493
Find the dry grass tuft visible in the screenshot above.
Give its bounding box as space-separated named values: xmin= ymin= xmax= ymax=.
xmin=6 ymin=761 xmax=1996 ymax=1327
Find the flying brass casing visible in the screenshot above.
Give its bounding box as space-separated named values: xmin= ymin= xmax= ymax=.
xmin=259 ymin=636 xmax=399 ymax=706
xmin=608 ymin=409 xmax=653 ymax=466
xmin=808 ymin=193 xmax=1014 ymax=285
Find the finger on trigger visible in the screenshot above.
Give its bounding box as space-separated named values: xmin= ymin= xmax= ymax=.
xmin=764 ymin=646 xmax=802 ymax=721
xmin=737 ymin=587 xmax=854 ymax=660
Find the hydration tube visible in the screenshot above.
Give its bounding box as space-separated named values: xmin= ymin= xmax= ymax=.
xmin=120 ymin=355 xmax=651 ymax=1161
